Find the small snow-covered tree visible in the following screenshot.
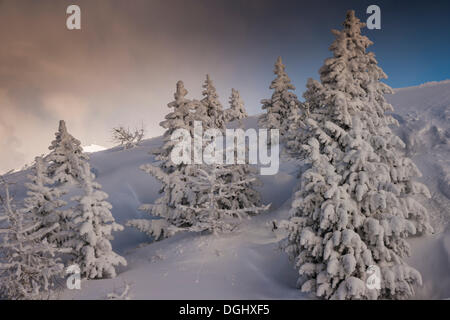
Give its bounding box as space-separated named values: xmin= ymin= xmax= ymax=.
xmin=112 ymin=125 xmax=145 ymax=150
xmin=23 ymin=157 xmax=69 ymax=246
xmin=180 ymin=166 xmax=236 ymax=234
xmin=283 ymin=101 xmax=311 ymax=160
xmin=47 ymin=120 xmax=89 ymax=185
xmin=225 ymin=89 xmax=248 ymax=124
xmin=181 ymin=165 xmax=269 ymax=234
xmin=220 ymin=126 xmax=267 ymax=218
xmin=0 ymin=177 xmax=63 ymax=300
xmin=70 ymin=162 xmax=126 ymax=279
xmin=283 ymin=11 xmax=432 ymax=300
xmin=201 ymin=74 xmax=225 ymax=130
xmin=259 ymin=57 xmax=302 ymax=141
xmin=220 ymin=163 xmax=266 ymax=218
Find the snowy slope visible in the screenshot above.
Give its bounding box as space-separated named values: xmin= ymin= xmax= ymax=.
xmin=82 ymin=144 xmax=107 ymax=153
xmin=388 ymin=81 xmax=450 ymax=206
xmin=5 ymin=116 xmax=304 ymax=300
xmin=4 ymin=81 xmax=450 ymax=300
xmin=386 ymin=80 xmax=450 ymax=299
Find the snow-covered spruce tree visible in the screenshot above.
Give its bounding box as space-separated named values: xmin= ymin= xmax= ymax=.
xmin=44 ymin=120 xmax=91 ymax=249
xmin=219 ymin=127 xmax=268 ymax=222
xmin=283 ymin=11 xmax=432 ymax=300
xmin=180 ymin=166 xmax=237 ymax=234
xmin=259 ymin=56 xmax=302 ymax=141
xmin=283 ymin=101 xmax=310 ymax=160
xmin=127 ymin=81 xmax=200 ymax=240
xmin=22 ymin=157 xmax=69 ymax=246
xmin=0 ymin=178 xmax=63 ymax=300
xmin=180 ymin=165 xmax=269 ymax=234
xmin=70 ymin=162 xmax=126 ymax=279
xmin=219 ymin=161 xmax=267 ymax=222
xmin=225 ymin=88 xmax=248 ymax=124
xmin=47 ymin=120 xmax=89 ymax=185
xmin=201 ymin=74 xmax=225 ymax=130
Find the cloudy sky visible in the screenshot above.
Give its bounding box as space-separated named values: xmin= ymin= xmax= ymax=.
xmin=1 ymin=0 xmax=449 ymax=173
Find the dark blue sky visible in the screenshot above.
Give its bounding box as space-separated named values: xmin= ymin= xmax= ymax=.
xmin=228 ymin=0 xmax=450 ymax=90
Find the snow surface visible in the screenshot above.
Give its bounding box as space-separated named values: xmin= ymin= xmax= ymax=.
xmin=387 ymin=80 xmax=450 ymax=299
xmin=82 ymin=144 xmax=107 ymax=153
xmin=4 ymin=80 xmax=450 ymax=300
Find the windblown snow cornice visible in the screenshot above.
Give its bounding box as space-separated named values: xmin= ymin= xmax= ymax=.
xmin=393 ymin=79 xmax=450 ymax=93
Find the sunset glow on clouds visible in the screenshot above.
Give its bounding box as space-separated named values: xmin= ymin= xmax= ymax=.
xmin=1 ymin=0 xmax=449 ymax=173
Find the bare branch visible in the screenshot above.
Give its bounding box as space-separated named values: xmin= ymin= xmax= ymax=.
xmin=112 ymin=124 xmax=145 ymax=150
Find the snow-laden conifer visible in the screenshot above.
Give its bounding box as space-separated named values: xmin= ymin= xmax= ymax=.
xmin=47 ymin=120 xmax=89 ymax=185
xmin=181 ymin=164 xmax=269 ymax=234
xmin=259 ymin=57 xmax=301 ymax=141
xmin=70 ymin=162 xmax=126 ymax=279
xmin=201 ymin=74 xmax=225 ymax=130
xmin=23 ymin=157 xmax=69 ymax=246
xmin=225 ymin=89 xmax=248 ymax=124
xmin=283 ymin=11 xmax=432 ymax=300
xmin=0 ymin=178 xmax=63 ymax=300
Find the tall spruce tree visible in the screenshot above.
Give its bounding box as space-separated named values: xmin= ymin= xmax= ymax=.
xmin=283 ymin=11 xmax=432 ymax=300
